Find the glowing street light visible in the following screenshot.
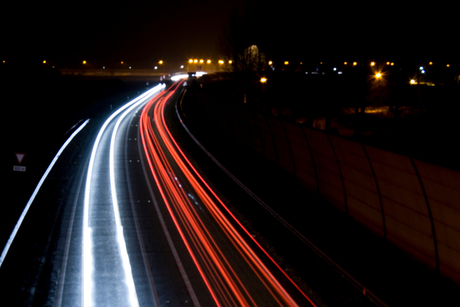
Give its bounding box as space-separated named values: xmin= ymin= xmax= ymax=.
xmin=370 ymin=61 xmax=375 ymax=66
xmin=189 ymin=59 xmax=193 ymax=63
xmin=353 ymin=62 xmax=357 ymax=66
xmin=375 ymin=72 xmax=382 ymax=79
xmin=268 ymin=61 xmax=273 ymax=65
xmin=121 ymin=61 xmax=124 ymax=64
xmin=199 ymin=59 xmax=204 ymax=64
xmin=284 ymin=61 xmax=289 ymax=65
xmin=218 ymin=60 xmax=224 ymax=65
xmin=43 ymin=60 xmax=47 ymax=64
xmin=207 ymin=59 xmax=211 ymax=64
xmin=194 ymin=59 xmax=198 ymax=63
xmin=260 ymin=77 xmax=267 ymax=83
xmin=83 ymin=60 xmax=87 ymax=65
xmin=159 ymin=60 xmax=163 ymax=65
xmin=228 ymin=60 xmax=233 ymax=64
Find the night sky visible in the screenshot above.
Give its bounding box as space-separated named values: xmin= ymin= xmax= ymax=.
xmin=1 ymin=0 xmax=457 ymax=69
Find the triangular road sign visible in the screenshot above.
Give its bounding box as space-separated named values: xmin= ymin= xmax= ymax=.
xmin=15 ymin=153 xmax=25 ymax=165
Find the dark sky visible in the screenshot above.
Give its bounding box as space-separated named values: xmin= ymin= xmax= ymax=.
xmin=1 ymin=0 xmax=457 ymax=69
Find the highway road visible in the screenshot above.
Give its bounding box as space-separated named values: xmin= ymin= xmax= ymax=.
xmin=0 ymin=79 xmax=316 ymax=306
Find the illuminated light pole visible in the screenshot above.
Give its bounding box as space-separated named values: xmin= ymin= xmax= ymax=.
xmin=83 ymin=60 xmax=87 ymax=65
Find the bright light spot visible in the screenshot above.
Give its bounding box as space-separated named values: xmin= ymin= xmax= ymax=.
xmin=370 ymin=62 xmax=375 ymax=66
xmin=199 ymin=59 xmax=204 ymax=64
xmin=447 ymin=64 xmax=450 ymax=67
xmin=180 ymin=65 xmax=184 ymax=69
xmin=410 ymin=79 xmax=416 ymax=84
xmin=353 ymin=62 xmax=357 ymax=66
xmin=218 ymin=60 xmax=224 ymax=65
xmin=159 ymin=60 xmax=163 ymax=65
xmin=429 ymin=62 xmax=433 ymax=65
xmin=103 ymin=66 xmax=105 ymax=69
xmin=121 ymin=61 xmax=124 ymax=64
xmin=196 ymin=71 xmax=207 ymax=77
xmin=421 ymin=69 xmax=425 ymax=74
xmin=391 ymin=62 xmax=394 ymax=66
xmin=260 ymin=77 xmax=267 ymax=83
xmin=228 ymin=60 xmax=233 ymax=64
xmin=420 ymin=66 xmax=424 ymax=70
xmin=333 ymin=67 xmax=337 ymax=71
xmin=386 ymin=61 xmax=390 ymax=65
xmin=268 ymin=61 xmax=273 ymax=65
xmin=171 ymin=74 xmax=189 ymax=81
xmin=194 ymin=59 xmax=198 ymax=63
xmin=338 ymin=71 xmax=343 ymax=74
xmin=154 ymin=66 xmax=158 ymax=69
xmin=207 ymin=59 xmax=211 ymax=64
xmin=83 ymin=60 xmax=87 ymax=65
xmin=284 ymin=61 xmax=289 ymax=65
xmin=344 ymin=62 xmax=347 ymax=65
xmin=189 ymin=59 xmax=193 ymax=63
xmin=375 ymin=72 xmax=382 ymax=78
xmin=129 ymin=66 xmax=132 ymax=69
xmin=43 ymin=60 xmax=46 ymax=64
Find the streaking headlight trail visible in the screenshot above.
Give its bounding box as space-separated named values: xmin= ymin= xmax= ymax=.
xmin=83 ymin=84 xmax=165 ymax=307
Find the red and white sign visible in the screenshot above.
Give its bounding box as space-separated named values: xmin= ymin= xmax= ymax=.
xmin=15 ymin=153 xmax=25 ymax=165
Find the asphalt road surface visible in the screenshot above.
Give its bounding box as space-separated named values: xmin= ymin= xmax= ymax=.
xmin=0 ymin=80 xmax=318 ymax=306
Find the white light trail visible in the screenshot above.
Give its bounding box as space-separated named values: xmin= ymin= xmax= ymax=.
xmin=82 ymin=84 xmax=165 ymax=307
xmin=0 ymin=119 xmax=90 ymax=267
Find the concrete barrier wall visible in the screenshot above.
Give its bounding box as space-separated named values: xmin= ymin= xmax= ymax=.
xmin=206 ymin=104 xmax=460 ymax=285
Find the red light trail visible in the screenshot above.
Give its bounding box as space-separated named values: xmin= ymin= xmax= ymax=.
xmin=139 ymin=80 xmax=316 ymax=306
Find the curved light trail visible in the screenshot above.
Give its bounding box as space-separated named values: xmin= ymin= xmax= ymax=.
xmin=83 ymin=84 xmax=165 ymax=307
xmin=139 ymin=80 xmax=316 ymax=307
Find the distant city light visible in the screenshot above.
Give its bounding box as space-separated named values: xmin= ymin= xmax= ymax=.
xmin=353 ymin=62 xmax=357 ymax=66
xmin=344 ymin=62 xmax=347 ymax=65
xmin=420 ymin=66 xmax=424 ymax=70
xmin=43 ymin=60 xmax=46 ymax=64
xmin=121 ymin=61 xmax=124 ymax=64
xmin=103 ymin=66 xmax=105 ymax=69
xmin=83 ymin=60 xmax=87 ymax=65
xmin=410 ymin=79 xmax=416 ymax=84
xmin=284 ymin=61 xmax=289 ymax=65
xmin=199 ymin=59 xmax=204 ymax=64
xmin=159 ymin=60 xmax=163 ymax=65
xmin=228 ymin=60 xmax=233 ymax=64
xmin=268 ymin=61 xmax=273 ymax=65
xmin=429 ymin=62 xmax=433 ymax=65
xmin=375 ymin=72 xmax=382 ymax=78
xmin=207 ymin=59 xmax=211 ymax=64
xmin=333 ymin=67 xmax=337 ymax=71
xmin=421 ymin=70 xmax=425 ymax=74
xmin=180 ymin=65 xmax=184 ymax=69
xmin=391 ymin=62 xmax=394 ymax=66
xmin=447 ymin=64 xmax=450 ymax=67
xmin=218 ymin=60 xmax=224 ymax=65
xmin=370 ymin=62 xmax=375 ymax=66
xmin=194 ymin=59 xmax=198 ymax=63
xmin=154 ymin=66 xmax=158 ymax=69
xmin=260 ymin=77 xmax=267 ymax=83
xmin=386 ymin=61 xmax=390 ymax=65
xmin=189 ymin=59 xmax=193 ymax=63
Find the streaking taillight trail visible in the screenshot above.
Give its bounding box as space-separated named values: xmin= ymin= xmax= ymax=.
xmin=139 ymin=80 xmax=316 ymax=307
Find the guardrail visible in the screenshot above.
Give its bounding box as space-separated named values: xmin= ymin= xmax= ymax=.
xmin=198 ymin=98 xmax=460 ymax=286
